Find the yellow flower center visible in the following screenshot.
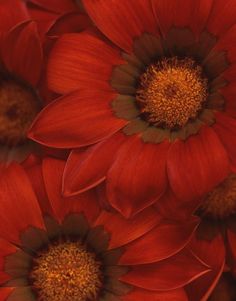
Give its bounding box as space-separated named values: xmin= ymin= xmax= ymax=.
xmin=30 ymin=241 xmax=103 ymax=301
xmin=136 ymin=57 xmax=208 ymax=129
xmin=201 ymin=174 xmax=236 ymax=219
xmin=0 ymin=80 xmax=39 ymax=146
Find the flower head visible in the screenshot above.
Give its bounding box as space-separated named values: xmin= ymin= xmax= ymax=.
xmin=0 ymin=157 xmax=209 ymax=300
xmin=29 ymin=0 xmax=236 ymax=217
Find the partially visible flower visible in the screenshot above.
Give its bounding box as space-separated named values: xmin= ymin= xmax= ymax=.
xmin=0 ymin=157 xmax=209 ymax=300
xmin=29 ymin=0 xmax=236 ymax=218
xmin=176 ymin=173 xmax=236 ymax=300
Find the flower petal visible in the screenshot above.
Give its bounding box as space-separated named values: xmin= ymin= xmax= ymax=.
xmin=29 ymin=90 xmax=127 ymax=148
xmin=42 ymin=158 xmax=100 ymax=224
xmin=214 ymin=112 xmax=236 ymax=172
xmin=121 ymin=248 xmax=210 ymax=291
xmin=155 ymin=188 xmax=201 ymax=221
xmin=122 ymin=288 xmax=188 ymax=301
xmin=152 ymin=0 xmax=213 ymax=37
xmin=94 ymin=207 xmax=162 ymax=249
xmin=186 ymin=234 xmax=225 ymax=301
xmin=0 ymin=163 xmax=45 ymax=244
xmin=47 ymin=31 xmax=124 ymax=94
xmin=228 ymin=229 xmax=236 ymax=263
xmin=29 ymin=0 xmax=77 ymax=13
xmin=64 ymin=132 xmax=126 ymax=195
xmin=2 ymin=21 xmax=42 ymax=86
xmin=167 ymin=126 xmax=229 ymax=202
xmin=0 ymin=287 xmax=14 ymax=300
xmin=0 ymin=239 xmax=18 ymax=285
xmin=207 ymin=0 xmax=236 ymax=36
xmin=119 ymin=217 xmax=199 ymax=265
xmin=83 ymin=0 xmax=157 ymax=53
xmin=107 ymin=136 xmax=169 ymax=218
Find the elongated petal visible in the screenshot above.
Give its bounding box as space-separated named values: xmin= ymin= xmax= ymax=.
xmin=29 ymin=90 xmax=127 ymax=148
xmin=2 ymin=21 xmax=42 ymax=86
xmin=214 ymin=112 xmax=236 ymax=172
xmin=122 ymin=288 xmax=188 ymax=301
xmin=121 ymin=249 xmax=210 ymax=291
xmin=29 ymin=0 xmax=77 ymax=13
xmin=42 ymin=158 xmax=100 ymax=224
xmin=0 ymin=239 xmax=18 ymax=285
xmin=167 ymin=126 xmax=229 ymax=202
xmin=0 ymin=287 xmax=14 ymax=300
xmin=152 ymin=0 xmax=213 ymax=37
xmin=207 ymin=0 xmax=236 ymax=36
xmin=0 ymin=163 xmax=45 ymax=244
xmin=64 ymin=133 xmax=126 ymax=195
xmin=94 ymin=207 xmax=161 ymax=249
xmin=119 ymin=218 xmax=199 ymax=265
xmin=47 ymin=32 xmax=124 ymax=94
xmin=107 ymin=136 xmax=169 ymax=218
xmin=0 ymin=0 xmax=29 ymax=35
xmin=83 ymin=0 xmax=157 ymax=53
xmin=186 ymin=234 xmax=225 ymax=301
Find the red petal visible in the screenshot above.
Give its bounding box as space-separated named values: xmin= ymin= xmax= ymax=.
xmin=152 ymin=0 xmax=213 ymax=37
xmin=207 ymin=0 xmax=236 ymax=36
xmin=2 ymin=21 xmax=42 ymax=86
xmin=119 ymin=217 xmax=199 ymax=265
xmin=167 ymin=126 xmax=229 ymax=202
xmin=27 ymin=4 xmax=59 ymax=38
xmin=0 ymin=239 xmax=18 ymax=285
xmin=186 ymin=234 xmax=225 ymax=301
xmin=24 ymin=159 xmax=53 ymax=216
xmin=0 ymin=163 xmax=45 ymax=244
xmin=0 ymin=0 xmax=29 ymax=36
xmin=122 ymin=288 xmax=188 ymax=301
xmin=94 ymin=207 xmax=162 ymax=249
xmin=0 ymin=287 xmax=13 ymax=300
xmin=29 ymin=0 xmax=77 ymax=13
xmin=214 ymin=112 xmax=236 ymax=171
xmin=208 ymin=24 xmax=236 ymax=64
xmin=155 ymin=188 xmax=201 ymax=221
xmin=107 ymin=137 xmax=169 ymax=218
xmin=42 ymin=158 xmax=100 ymax=224
xmin=64 ymin=133 xmax=126 ymax=195
xmin=228 ymin=230 xmax=236 ymax=262
xmin=222 ymin=81 xmax=236 ymax=118
xmin=47 ymin=32 xmax=124 ymax=94
xmin=29 ymin=90 xmax=127 ymax=148
xmin=83 ymin=0 xmax=158 ymax=53
xmin=48 ymin=12 xmax=91 ymax=36
xmin=121 ymin=248 xmax=210 ymax=291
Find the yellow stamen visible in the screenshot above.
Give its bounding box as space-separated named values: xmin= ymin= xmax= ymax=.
xmin=30 ymin=241 xmax=103 ymax=301
xmin=201 ymin=174 xmax=236 ymax=219
xmin=136 ymin=57 xmax=208 ymax=129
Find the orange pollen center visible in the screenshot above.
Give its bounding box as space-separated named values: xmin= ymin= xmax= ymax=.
xmin=30 ymin=241 xmax=103 ymax=301
xmin=136 ymin=57 xmax=208 ymax=129
xmin=201 ymin=174 xmax=236 ymax=219
xmin=0 ymin=80 xmax=39 ymax=146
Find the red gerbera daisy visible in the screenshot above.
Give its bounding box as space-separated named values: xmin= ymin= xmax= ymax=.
xmin=170 ymin=173 xmax=236 ymax=300
xmin=0 ymin=0 xmax=92 ymax=164
xmin=0 ymin=157 xmax=209 ymax=300
xmin=29 ymin=0 xmax=236 ymax=218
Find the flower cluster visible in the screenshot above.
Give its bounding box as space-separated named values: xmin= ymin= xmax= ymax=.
xmin=0 ymin=0 xmax=236 ymax=300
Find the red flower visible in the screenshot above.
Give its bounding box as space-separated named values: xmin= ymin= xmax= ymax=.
xmin=29 ymin=0 xmax=236 ymax=218
xmin=0 ymin=0 xmax=91 ymax=165
xmin=0 ymin=158 xmax=208 ymax=300
xmin=166 ymin=173 xmax=236 ymax=300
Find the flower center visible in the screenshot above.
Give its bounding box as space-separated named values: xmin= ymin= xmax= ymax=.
xmin=30 ymin=241 xmax=103 ymax=301
xmin=136 ymin=57 xmax=208 ymax=129
xmin=200 ymin=174 xmax=236 ymax=219
xmin=0 ymin=80 xmax=39 ymax=146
